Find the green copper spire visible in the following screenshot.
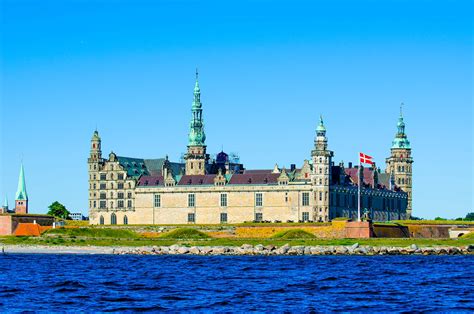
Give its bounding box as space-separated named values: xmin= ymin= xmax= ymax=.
xmin=15 ymin=163 xmax=28 ymax=201
xmin=188 ymin=69 xmax=206 ymax=146
xmin=391 ymin=103 xmax=411 ymax=149
xmin=316 ymin=115 xmax=326 ymax=136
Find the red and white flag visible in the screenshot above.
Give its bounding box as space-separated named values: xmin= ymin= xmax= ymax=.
xmin=359 ymin=152 xmax=374 ymax=165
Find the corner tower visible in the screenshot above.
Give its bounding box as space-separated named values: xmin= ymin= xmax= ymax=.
xmin=15 ymin=163 xmax=28 ymax=214
xmin=184 ymin=70 xmax=209 ymax=175
xmin=311 ymin=116 xmax=333 ymax=222
xmin=385 ymin=104 xmax=413 ymax=217
xmin=88 ymin=130 xmax=102 ymax=216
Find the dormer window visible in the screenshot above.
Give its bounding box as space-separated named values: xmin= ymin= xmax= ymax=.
xmin=155 ymin=180 xmax=159 ymax=185
xmin=145 ymin=180 xmax=149 ymax=186
xmin=264 ymin=178 xmax=268 ymax=184
xmin=248 ymin=178 xmax=252 ymax=184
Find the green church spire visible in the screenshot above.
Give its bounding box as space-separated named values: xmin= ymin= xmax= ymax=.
xmin=392 ymin=103 xmax=410 ymax=149
xmin=15 ymin=163 xmax=28 ymax=201
xmin=188 ymin=69 xmax=206 ymax=146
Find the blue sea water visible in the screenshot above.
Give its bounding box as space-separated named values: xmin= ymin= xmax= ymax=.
xmin=0 ymin=254 xmax=472 ymax=312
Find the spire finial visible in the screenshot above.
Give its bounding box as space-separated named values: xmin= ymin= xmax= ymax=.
xmin=400 ymin=102 xmax=404 ymax=117
xmin=195 ymin=68 xmax=199 ymax=81
xmin=320 ymin=114 xmax=324 ymax=125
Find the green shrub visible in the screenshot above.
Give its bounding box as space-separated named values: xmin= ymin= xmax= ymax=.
xmin=159 ymin=228 xmax=210 ymax=239
xmin=271 ymin=229 xmax=316 ymax=239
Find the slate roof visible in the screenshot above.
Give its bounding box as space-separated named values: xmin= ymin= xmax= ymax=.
xmin=228 ymin=173 xmax=280 ymax=185
xmin=178 ymin=175 xmax=216 ymax=185
xmin=138 ymin=175 xmax=165 ymax=187
xmin=118 ymin=156 xmax=184 ymax=178
xmin=344 ymin=167 xmax=394 ymax=190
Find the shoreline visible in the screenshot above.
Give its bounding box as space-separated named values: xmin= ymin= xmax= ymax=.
xmin=2 ymin=243 xmax=473 ymax=256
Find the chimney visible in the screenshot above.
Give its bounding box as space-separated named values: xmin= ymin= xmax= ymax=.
xmin=348 ymin=162 xmax=353 ymax=168
xmin=290 ymin=164 xmax=296 ymax=171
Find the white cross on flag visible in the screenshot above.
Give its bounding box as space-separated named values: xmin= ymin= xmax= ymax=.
xmin=359 ymin=152 xmax=374 ymax=165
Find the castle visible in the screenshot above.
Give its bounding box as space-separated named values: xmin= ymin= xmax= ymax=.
xmin=88 ymin=73 xmax=412 ymax=225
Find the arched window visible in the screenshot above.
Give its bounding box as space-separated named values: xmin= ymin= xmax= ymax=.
xmin=99 ymin=215 xmax=104 ymax=225
xmin=111 ymin=213 xmax=117 ymax=225
xmin=123 ymin=215 xmax=128 ymax=225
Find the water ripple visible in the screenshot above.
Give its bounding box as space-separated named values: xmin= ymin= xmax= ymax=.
xmin=0 ymin=254 xmax=472 ymax=312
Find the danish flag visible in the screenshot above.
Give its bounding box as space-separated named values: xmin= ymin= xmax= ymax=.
xmin=359 ymin=152 xmax=374 ymax=165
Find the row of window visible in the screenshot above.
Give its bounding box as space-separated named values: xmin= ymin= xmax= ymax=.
xmin=92 ymin=182 xmax=132 ymax=190
xmin=99 ymin=192 xmax=133 ymax=199
xmin=96 ymin=172 xmax=125 ymax=181
xmin=99 ymin=214 xmax=128 ymax=225
xmin=153 ymin=192 xmax=312 ymax=208
xmin=95 ymin=200 xmax=133 ymax=209
xmin=330 ymin=193 xmax=403 ymax=211
xmin=397 ymin=165 xmax=411 ymax=173
xmin=398 ymin=177 xmax=411 ymax=185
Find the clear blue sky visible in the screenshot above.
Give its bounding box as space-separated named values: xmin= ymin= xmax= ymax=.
xmin=1 ymin=0 xmax=472 ymax=218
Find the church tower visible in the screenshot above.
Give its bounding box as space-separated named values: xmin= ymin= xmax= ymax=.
xmin=311 ymin=116 xmax=333 ymax=222
xmin=15 ymin=163 xmax=28 ymax=214
xmin=88 ymin=130 xmax=102 ymax=214
xmin=184 ymin=70 xmax=209 ymax=175
xmin=386 ymin=105 xmax=413 ymax=217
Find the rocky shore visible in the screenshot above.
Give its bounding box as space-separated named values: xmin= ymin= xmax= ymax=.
xmin=113 ymin=243 xmax=474 ymax=256
xmin=2 ymin=243 xmax=473 ymax=256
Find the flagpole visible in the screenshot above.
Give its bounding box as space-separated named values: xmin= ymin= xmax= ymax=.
xmin=358 ymin=155 xmax=361 ymax=222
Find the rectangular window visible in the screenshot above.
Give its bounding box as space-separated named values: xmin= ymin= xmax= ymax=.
xmin=319 ymin=191 xmax=322 ymax=201
xmin=118 ymin=173 xmax=124 ymax=180
xmin=118 ymin=200 xmax=124 ymax=208
xmin=93 ymin=201 xmax=96 ymax=208
xmin=99 ymin=201 xmax=106 ymax=209
xmin=188 ymin=194 xmax=195 ymax=207
xmin=127 ymin=200 xmax=132 ymax=208
xmin=255 ymin=212 xmax=263 ymax=222
xmin=118 ymin=192 xmax=124 ymax=199
xmin=100 ymin=193 xmax=106 ymax=200
xmin=100 ymin=183 xmax=106 ymax=190
xmin=118 ymin=183 xmax=124 ymax=189
xmin=127 ymin=192 xmax=132 ymax=199
xmin=220 ymin=193 xmax=227 ymax=207
xmin=255 ymin=193 xmax=263 ymax=207
xmin=100 ymin=173 xmax=106 ymax=180
xmin=154 ymin=194 xmax=161 ymax=208
xmin=220 ymin=212 xmax=227 ymax=223
xmin=302 ymin=212 xmax=309 ymax=221
xmin=188 ymin=213 xmax=195 ymax=223
xmin=302 ymin=192 xmax=310 ymax=206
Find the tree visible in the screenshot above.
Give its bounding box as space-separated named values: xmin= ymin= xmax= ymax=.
xmin=47 ymin=201 xmax=71 ymax=219
xmin=465 ymin=212 xmax=474 ymax=221
xmin=434 ymin=217 xmax=447 ymax=221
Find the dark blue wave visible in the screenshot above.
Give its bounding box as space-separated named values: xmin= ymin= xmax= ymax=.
xmin=0 ymin=254 xmax=472 ymax=312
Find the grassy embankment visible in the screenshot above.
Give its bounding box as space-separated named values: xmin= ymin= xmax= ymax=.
xmin=0 ymin=226 xmax=473 ymax=248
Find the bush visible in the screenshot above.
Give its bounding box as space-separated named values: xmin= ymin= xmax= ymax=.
xmin=159 ymin=228 xmax=210 ymax=239
xmin=271 ymin=229 xmax=316 ymax=239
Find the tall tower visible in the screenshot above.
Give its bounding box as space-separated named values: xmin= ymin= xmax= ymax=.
xmin=386 ymin=104 xmax=413 ymax=217
xmin=311 ymin=116 xmax=333 ymax=222
xmin=88 ymin=130 xmax=102 ymax=215
xmin=184 ymin=70 xmax=209 ymax=175
xmin=15 ymin=163 xmax=28 ymax=214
